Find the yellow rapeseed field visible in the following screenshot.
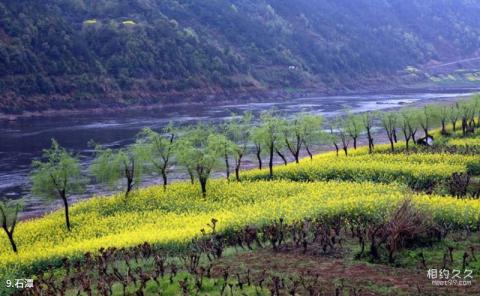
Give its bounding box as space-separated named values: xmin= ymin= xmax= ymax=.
xmin=448 ymin=137 xmax=480 ymax=147
xmin=1 ymin=180 xmax=479 ymax=280
xmin=241 ymin=146 xmax=479 ymax=188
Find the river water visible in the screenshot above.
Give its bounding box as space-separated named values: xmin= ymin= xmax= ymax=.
xmin=0 ymin=90 xmax=477 ymax=217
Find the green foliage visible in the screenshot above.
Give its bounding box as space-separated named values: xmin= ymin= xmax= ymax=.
xmin=298 ymin=113 xmax=323 ymax=148
xmin=380 ymin=112 xmax=398 ymax=151
xmin=90 ymin=142 xmax=149 ymax=196
xmin=31 ymin=139 xmax=85 ymax=200
xmin=281 ymin=112 xmax=323 ymax=161
xmin=227 ymin=112 xmax=252 ymax=160
xmin=0 ymin=200 xmax=22 ymax=253
xmin=345 ymin=112 xmax=362 ymax=149
xmin=256 ymin=110 xmax=283 ymax=176
xmin=3 ymin=1 xmax=480 ymax=112
xmin=226 ymin=112 xmax=252 ymax=180
xmin=175 ymin=124 xmax=223 ymax=195
xmin=137 ymin=125 xmax=176 ymax=187
xmin=31 ymin=139 xmax=85 ymax=230
xmin=0 ymin=201 xmax=22 ymax=229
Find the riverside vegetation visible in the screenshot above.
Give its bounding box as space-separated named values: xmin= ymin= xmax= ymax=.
xmin=3 ymin=1 xmax=480 ymax=113
xmin=1 ymin=96 xmax=480 ymax=295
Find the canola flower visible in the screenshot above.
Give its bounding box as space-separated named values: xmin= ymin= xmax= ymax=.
xmin=1 ymin=180 xmax=479 ymax=282
xmin=241 ymin=147 xmax=480 ymax=188
xmin=447 ymin=137 xmax=480 ymax=147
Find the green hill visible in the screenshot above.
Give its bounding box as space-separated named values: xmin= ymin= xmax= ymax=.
xmin=2 ymin=0 xmax=480 ymax=113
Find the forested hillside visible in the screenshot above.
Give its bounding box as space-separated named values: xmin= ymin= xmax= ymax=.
xmin=2 ymin=0 xmax=480 ymax=113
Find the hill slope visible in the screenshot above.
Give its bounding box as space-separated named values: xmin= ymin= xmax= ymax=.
xmin=1 ymin=0 xmax=480 ymax=113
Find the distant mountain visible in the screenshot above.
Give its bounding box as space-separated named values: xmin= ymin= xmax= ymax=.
xmin=2 ymin=0 xmax=480 ymax=113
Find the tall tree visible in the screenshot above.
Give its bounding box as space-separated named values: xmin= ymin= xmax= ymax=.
xmin=380 ymin=112 xmax=398 ymax=152
xmin=448 ymin=104 xmax=460 ymax=133
xmin=91 ymin=142 xmax=148 ymax=198
xmin=436 ymin=105 xmax=449 ymax=135
xmin=175 ymin=124 xmax=222 ymax=197
xmin=227 ymin=112 xmax=252 ymax=181
xmin=279 ymin=117 xmax=302 ymax=163
xmin=218 ymin=126 xmax=234 ymax=179
xmin=459 ymin=102 xmax=470 ymax=136
xmin=345 ymin=112 xmax=362 ymax=150
xmin=328 ymin=126 xmax=340 ymax=156
xmin=251 ymin=126 xmax=266 ymax=170
xmin=399 ymin=109 xmax=417 ymax=151
xmin=361 ymin=112 xmax=375 ymax=153
xmin=274 ymin=119 xmax=290 ymax=166
xmin=259 ymin=111 xmax=282 ymax=178
xmin=417 ymin=106 xmax=438 ymax=139
xmin=31 ymin=140 xmax=85 ymax=231
xmin=338 ymin=121 xmax=351 ymax=156
xmin=298 ymin=113 xmax=323 ymax=160
xmin=472 ymin=95 xmax=480 ymax=127
xmin=138 ymin=124 xmax=176 ymax=190
xmin=0 ymin=200 xmax=22 ymax=253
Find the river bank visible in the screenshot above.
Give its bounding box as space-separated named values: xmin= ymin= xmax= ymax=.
xmin=2 ymin=85 xmax=479 ymax=121
xmin=1 ymin=89 xmax=478 ymax=219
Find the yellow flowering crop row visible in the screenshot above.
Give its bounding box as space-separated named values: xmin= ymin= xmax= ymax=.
xmin=241 ymin=149 xmax=480 ymax=188
xmin=1 ymin=180 xmax=479 ymax=280
xmin=447 ymin=137 xmax=480 ymax=147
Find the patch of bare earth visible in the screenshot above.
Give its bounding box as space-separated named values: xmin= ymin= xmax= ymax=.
xmin=212 ymin=249 xmax=479 ymax=295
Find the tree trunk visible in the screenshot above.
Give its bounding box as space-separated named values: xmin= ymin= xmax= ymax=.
xmin=334 ymin=144 xmax=339 ymax=156
xmin=1 ymin=225 xmax=17 ymax=253
xmin=200 ymin=177 xmax=207 ymax=198
xmin=276 ymin=149 xmax=288 ymax=165
xmin=269 ymin=144 xmax=274 ymax=178
xmin=6 ymin=231 xmax=17 ymax=253
xmin=235 ymin=164 xmax=241 ymax=181
xmin=305 ymin=144 xmax=313 ymax=160
xmin=124 ymin=161 xmax=134 ymax=198
xmin=452 ymin=121 xmax=457 ymax=132
xmin=161 ymin=169 xmax=168 ymax=191
xmin=423 ymin=128 xmax=429 ymax=139
xmin=353 ymin=137 xmax=357 ymax=150
xmin=441 ymin=120 xmax=446 ymax=134
xmin=367 ymin=129 xmax=373 ymax=154
xmin=62 ymin=195 xmax=71 ymax=232
xmin=255 ymin=145 xmax=262 ymax=170
xmin=235 ymin=154 xmax=243 ymax=181
xmin=125 ymin=177 xmax=133 ymax=198
xmin=388 ymin=133 xmax=395 ymax=152
xmin=188 ymin=169 xmax=194 ymax=184
xmin=224 ymin=153 xmax=230 ymax=180
xmin=343 ymin=145 xmax=348 ymax=156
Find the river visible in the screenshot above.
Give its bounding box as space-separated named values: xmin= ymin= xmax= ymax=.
xmin=0 ymin=90 xmax=477 ymax=217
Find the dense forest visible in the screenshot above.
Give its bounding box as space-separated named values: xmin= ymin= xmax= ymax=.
xmin=2 ymin=0 xmax=480 ymax=113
